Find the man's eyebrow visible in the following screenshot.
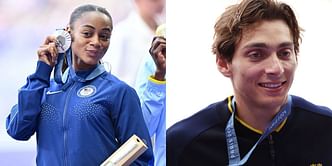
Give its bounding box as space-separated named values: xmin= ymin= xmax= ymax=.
xmin=243 ymin=42 xmax=294 ymax=49
xmin=279 ymin=42 xmax=294 ymax=48
xmin=243 ymin=43 xmax=268 ymax=49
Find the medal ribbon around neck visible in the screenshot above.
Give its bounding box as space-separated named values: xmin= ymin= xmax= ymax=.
xmin=226 ymin=95 xmax=292 ymax=166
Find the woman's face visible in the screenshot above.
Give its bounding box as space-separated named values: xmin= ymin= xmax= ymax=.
xmin=70 ymin=11 xmax=112 ymax=71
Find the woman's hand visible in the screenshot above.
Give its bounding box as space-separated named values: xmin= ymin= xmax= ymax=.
xmin=37 ymin=35 xmax=59 ymax=67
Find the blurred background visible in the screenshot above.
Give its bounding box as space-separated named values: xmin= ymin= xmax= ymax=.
xmin=0 ymin=0 xmax=133 ymax=165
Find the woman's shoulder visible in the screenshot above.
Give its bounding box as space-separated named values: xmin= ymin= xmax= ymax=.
xmin=100 ymin=72 xmax=136 ymax=93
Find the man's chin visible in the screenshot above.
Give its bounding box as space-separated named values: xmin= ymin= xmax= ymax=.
xmin=259 ymin=95 xmax=289 ymax=108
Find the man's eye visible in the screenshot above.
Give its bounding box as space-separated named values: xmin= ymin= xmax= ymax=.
xmin=278 ymin=50 xmax=291 ymax=58
xmin=248 ymin=51 xmax=263 ymax=59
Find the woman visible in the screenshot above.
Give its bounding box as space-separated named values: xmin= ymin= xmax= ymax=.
xmin=6 ymin=4 xmax=153 ymax=166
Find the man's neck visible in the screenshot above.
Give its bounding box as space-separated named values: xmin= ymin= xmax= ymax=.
xmin=234 ymin=98 xmax=283 ymax=132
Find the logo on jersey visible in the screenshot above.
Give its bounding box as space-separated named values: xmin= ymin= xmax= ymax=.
xmin=77 ymin=85 xmax=96 ymax=97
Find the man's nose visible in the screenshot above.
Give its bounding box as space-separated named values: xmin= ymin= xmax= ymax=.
xmin=265 ymin=53 xmax=284 ymax=77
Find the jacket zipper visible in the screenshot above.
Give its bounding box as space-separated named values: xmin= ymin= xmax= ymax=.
xmin=268 ymin=134 xmax=276 ymax=166
xmin=63 ymin=83 xmax=75 ymax=166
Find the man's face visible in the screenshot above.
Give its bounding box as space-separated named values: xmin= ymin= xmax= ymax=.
xmin=218 ymin=20 xmax=297 ymax=109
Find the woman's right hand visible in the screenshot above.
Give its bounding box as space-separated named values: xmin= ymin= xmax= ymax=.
xmin=37 ymin=35 xmax=58 ymax=67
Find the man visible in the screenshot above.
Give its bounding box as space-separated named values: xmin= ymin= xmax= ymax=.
xmin=136 ymin=28 xmax=166 ymax=165
xmin=167 ymin=0 xmax=332 ymax=165
xmin=103 ymin=0 xmax=165 ymax=87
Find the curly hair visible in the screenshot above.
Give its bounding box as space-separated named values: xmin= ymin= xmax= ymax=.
xmin=212 ymin=0 xmax=302 ymax=62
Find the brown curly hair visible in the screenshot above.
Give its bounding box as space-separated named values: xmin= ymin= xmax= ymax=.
xmin=212 ymin=0 xmax=302 ymax=62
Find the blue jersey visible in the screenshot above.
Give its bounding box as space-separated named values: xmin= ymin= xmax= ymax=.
xmin=136 ymin=55 xmax=166 ymax=166
xmin=167 ymin=95 xmax=332 ymax=166
xmin=6 ymin=61 xmax=153 ymax=166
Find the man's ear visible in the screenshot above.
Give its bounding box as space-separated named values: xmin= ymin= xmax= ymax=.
xmin=216 ymin=55 xmax=232 ymax=77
